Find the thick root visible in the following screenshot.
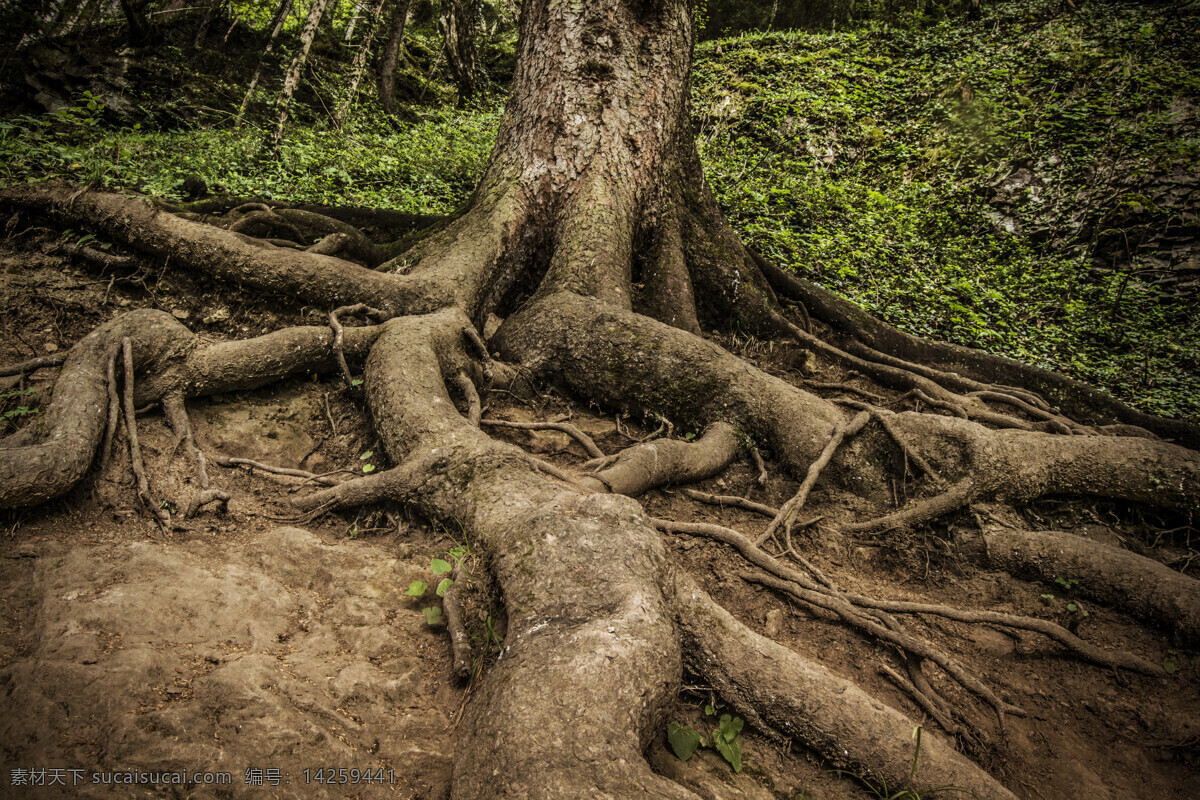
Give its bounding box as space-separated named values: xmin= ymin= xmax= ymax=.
xmin=0 ymin=310 xmax=192 ymax=509
xmin=579 ymin=422 xmax=741 ymax=496
xmin=671 ymin=571 xmax=1021 ymax=800
xmin=964 ymin=527 xmax=1200 ymax=644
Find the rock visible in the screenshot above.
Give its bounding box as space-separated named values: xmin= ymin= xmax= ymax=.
xmin=43 ymin=342 xmax=58 ymax=353
xmin=171 ymin=308 xmax=189 ymax=320
xmin=203 ymin=307 xmax=230 ymax=324
xmin=764 ymin=608 xmax=784 ymax=638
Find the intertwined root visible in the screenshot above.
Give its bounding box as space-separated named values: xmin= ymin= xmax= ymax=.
xmin=2 ymin=181 xmax=1197 ymax=800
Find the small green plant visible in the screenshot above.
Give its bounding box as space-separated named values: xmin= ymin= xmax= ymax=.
xmin=1 ymin=388 xmax=40 ymax=430
xmin=406 ymin=546 xmax=468 ymax=626
xmin=1164 ymin=648 xmax=1179 ymax=674
xmin=1054 ymin=576 xmax=1080 ymax=591
xmin=667 ymin=705 xmax=745 ymax=773
xmin=360 ymin=450 xmax=375 ymax=473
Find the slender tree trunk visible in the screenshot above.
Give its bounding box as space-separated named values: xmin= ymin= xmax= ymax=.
xmin=334 ymin=0 xmax=386 ymax=124
xmin=237 ymin=0 xmax=294 ymax=125
xmin=193 ymin=0 xmax=223 ymax=48
xmin=269 ymin=0 xmax=331 ymax=149
xmin=439 ymin=0 xmax=479 ymax=105
xmin=118 ymin=0 xmax=151 ymax=44
xmin=342 ymin=0 xmax=363 ymax=42
xmin=377 ymin=0 xmax=411 ymax=115
xmin=271 ymin=0 xmax=332 ymax=150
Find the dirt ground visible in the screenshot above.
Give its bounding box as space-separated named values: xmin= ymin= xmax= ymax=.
xmin=1 ymin=238 xmax=1197 ymax=799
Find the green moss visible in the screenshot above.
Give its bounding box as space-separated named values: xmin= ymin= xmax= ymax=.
xmin=692 ymin=0 xmax=1200 ymax=419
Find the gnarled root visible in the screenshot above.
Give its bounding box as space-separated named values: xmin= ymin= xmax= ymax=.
xmin=578 ymin=422 xmax=741 ymax=496
xmin=670 ymin=571 xmax=1021 ymax=800
xmin=964 ymin=527 xmax=1200 ymax=644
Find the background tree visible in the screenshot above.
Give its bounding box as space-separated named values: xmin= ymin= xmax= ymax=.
xmin=377 ymin=0 xmax=412 ymax=114
xmin=270 ymin=0 xmax=332 ymax=150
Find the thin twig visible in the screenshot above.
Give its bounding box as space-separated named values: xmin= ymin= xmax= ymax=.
xmin=122 ymin=338 xmax=171 ymax=532
xmin=482 ymin=418 xmax=605 ymax=458
xmin=0 ymin=352 xmax=67 ymax=377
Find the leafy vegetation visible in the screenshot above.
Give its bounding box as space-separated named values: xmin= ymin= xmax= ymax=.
xmin=667 ymin=704 xmax=745 ymax=772
xmin=693 ymin=0 xmax=1200 ymax=419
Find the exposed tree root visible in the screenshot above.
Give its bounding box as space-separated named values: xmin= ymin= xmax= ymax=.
xmin=98 ymin=344 xmax=121 ymax=471
xmin=453 ymin=372 xmax=482 ymax=427
xmin=762 ymin=410 xmax=870 ymax=545
xmin=578 ymin=422 xmax=740 ymax=496
xmin=671 ymin=571 xmax=1021 ymax=800
xmin=658 ymin=517 xmax=1027 ymax=723
xmin=679 ymin=488 xmax=778 ymax=519
xmin=963 ymin=527 xmax=1200 ymax=644
xmin=0 ymin=352 xmax=67 ymax=377
xmin=845 ymin=480 xmax=976 ymax=534
xmin=753 ymin=251 xmax=1200 ymax=448
xmin=212 ymin=454 xmax=347 ymax=486
xmin=4 ymin=12 xmax=1198 ymax=789
xmin=835 ymin=399 xmax=942 ymax=483
xmin=442 ymin=564 xmax=474 ymax=681
xmin=329 ymin=304 xmax=392 ymax=388
xmin=122 ymin=338 xmax=171 ymax=531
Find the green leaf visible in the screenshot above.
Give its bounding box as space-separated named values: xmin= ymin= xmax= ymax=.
xmin=720 ymin=714 xmax=739 ymax=743
xmin=431 ymin=558 xmax=453 ymax=575
xmin=667 ymin=722 xmax=701 ymax=762
xmin=436 ymin=578 xmax=454 ymax=597
xmin=360 ymin=450 xmax=374 ymax=460
xmin=422 ymin=606 xmax=444 ymax=626
xmin=362 ymin=463 xmax=375 ymax=473
xmin=713 ymin=733 xmax=742 ymax=773
xmin=350 ymin=378 xmax=363 ymax=387
xmin=704 ymin=704 xmax=716 ymax=716
xmin=406 ymin=580 xmax=427 ymax=596
xmin=1066 ymin=603 xmax=1078 ymax=612
xmin=1164 ymin=659 xmax=1178 ymax=674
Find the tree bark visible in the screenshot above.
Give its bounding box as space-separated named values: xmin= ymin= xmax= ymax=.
xmin=334 ymin=0 xmax=387 ymax=124
xmin=270 ymin=0 xmax=332 ymax=151
xmin=237 ymin=0 xmax=294 ymax=124
xmin=377 ymin=0 xmax=412 ymax=115
xmin=439 ymin=0 xmax=479 ymax=105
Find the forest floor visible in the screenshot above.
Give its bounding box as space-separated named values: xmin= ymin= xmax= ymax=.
xmin=1 ymin=234 xmax=1196 ymax=800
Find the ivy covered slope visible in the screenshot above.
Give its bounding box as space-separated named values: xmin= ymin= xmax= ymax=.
xmin=694 ymin=0 xmax=1200 ymax=420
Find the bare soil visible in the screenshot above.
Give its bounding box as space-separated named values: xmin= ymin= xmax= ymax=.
xmin=1 ymin=241 xmax=1197 ymax=799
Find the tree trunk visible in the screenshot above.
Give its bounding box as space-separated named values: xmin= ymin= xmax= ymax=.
xmin=270 ymin=0 xmax=332 ymax=150
xmin=117 ymin=0 xmax=151 ymax=44
xmin=377 ymin=0 xmax=411 ymax=115
xmin=237 ymin=0 xmax=294 ymax=125
xmin=439 ymin=0 xmax=479 ymax=105
xmin=334 ymin=0 xmax=387 ymax=124
xmin=3 ymin=1 xmax=1199 ymax=798
xmin=342 ymin=0 xmax=364 ymax=41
